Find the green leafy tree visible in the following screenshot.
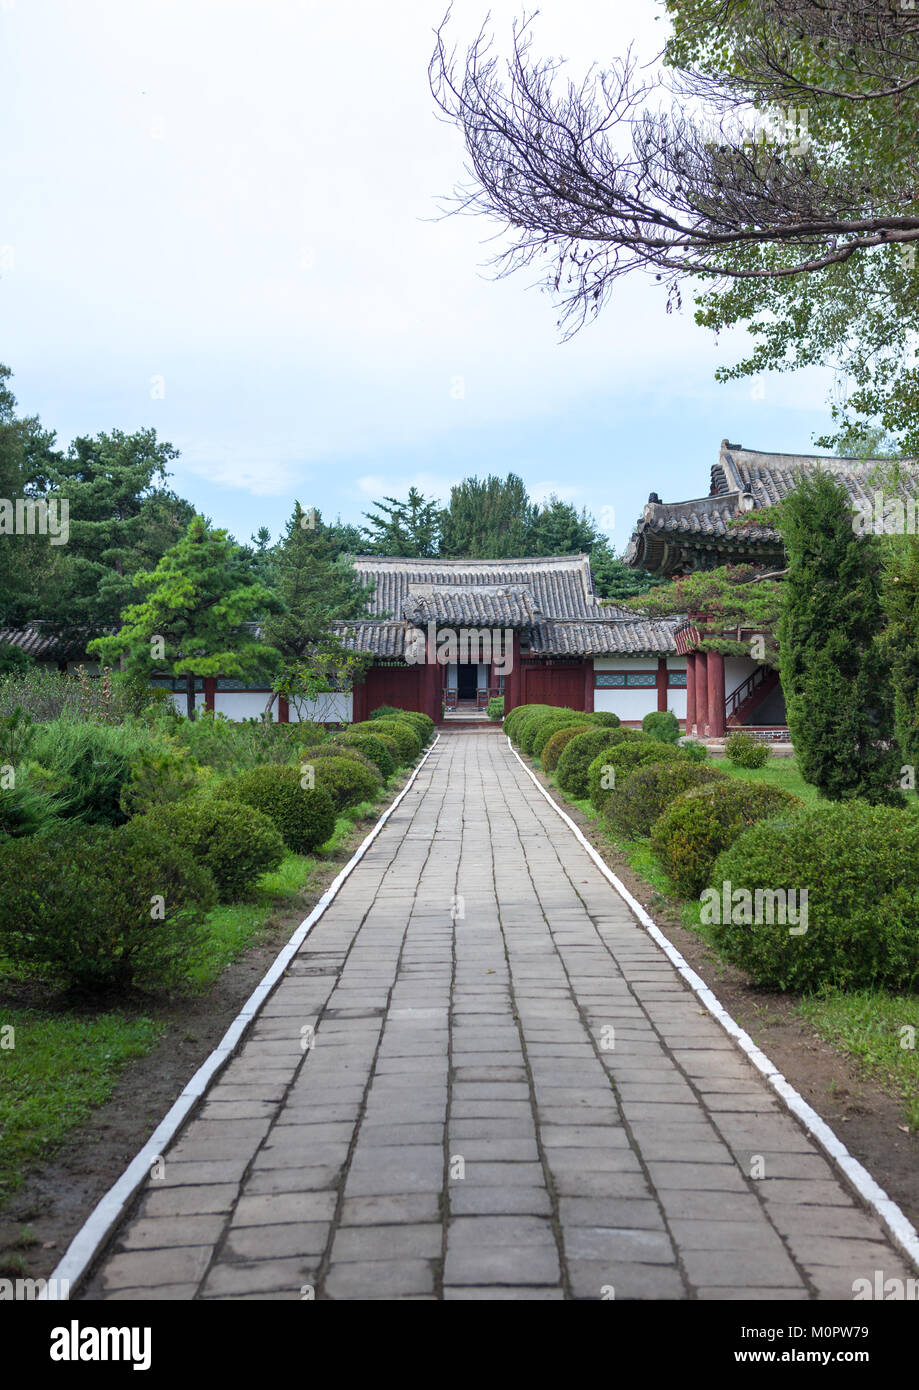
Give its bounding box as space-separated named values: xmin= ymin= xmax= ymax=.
xmin=627 ymin=563 xmax=784 ymax=663
xmin=592 ymin=544 xmax=665 ymax=602
xmin=440 ymin=473 xmax=537 ymax=557
xmin=0 ymin=365 xmax=62 ymax=627
xmin=261 ymin=503 xmax=373 ymax=717
xmin=361 ymin=487 xmax=441 ymax=556
xmin=88 ymin=516 xmax=282 ymax=718
xmin=778 ymin=472 xmax=903 ymax=804
xmin=530 ymin=495 xmax=601 ymax=554
xmin=42 ymin=428 xmax=196 ymax=636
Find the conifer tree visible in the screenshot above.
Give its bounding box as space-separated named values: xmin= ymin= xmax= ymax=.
xmin=779 ymin=472 xmax=903 ymax=805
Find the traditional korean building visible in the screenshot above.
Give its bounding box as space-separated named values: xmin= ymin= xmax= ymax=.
xmin=623 ymin=438 xmax=919 ymax=738
xmin=335 ymin=554 xmax=684 ymax=726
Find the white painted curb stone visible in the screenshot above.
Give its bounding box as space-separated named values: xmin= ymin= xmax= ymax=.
xmin=41 ymin=733 xmax=441 ymax=1300
xmin=507 ymin=736 xmax=919 ymax=1275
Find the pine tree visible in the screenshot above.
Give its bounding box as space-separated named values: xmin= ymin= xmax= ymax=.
xmin=88 ymin=516 xmax=281 ymax=718
xmin=361 ymin=487 xmax=441 ymax=556
xmin=440 ymin=473 xmax=536 ymax=557
xmin=778 ymin=472 xmax=903 ymax=805
xmin=881 ymin=536 xmax=919 ymax=776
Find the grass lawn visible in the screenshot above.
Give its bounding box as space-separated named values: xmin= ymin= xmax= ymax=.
xmin=0 ymin=1010 xmax=163 ymax=1206
xmin=709 ymin=753 xmax=820 ymax=803
xmin=797 ymin=991 xmax=919 ymax=1131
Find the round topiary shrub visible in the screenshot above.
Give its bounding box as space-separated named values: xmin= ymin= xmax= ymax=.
xmin=0 ymin=819 xmax=217 ymax=991
xmin=517 ymin=708 xmax=571 ymax=755
xmin=311 ymin=755 xmax=381 ymax=813
xmin=140 ymin=797 xmax=285 ymax=901
xmin=542 ymin=724 xmax=595 ymax=772
xmin=370 ymin=707 xmax=434 ymax=744
xmin=224 ymin=765 xmax=336 ymax=853
xmin=335 ymin=731 xmax=396 ymax=779
xmin=299 ymin=743 xmax=382 ymax=780
xmin=588 ymin=711 xmax=622 ymax=728
xmin=725 ymin=731 xmax=769 ymax=768
xmin=531 ymin=714 xmax=591 ymax=759
xmin=352 ymin=719 xmax=421 ymax=763
xmin=651 ymin=779 xmax=802 ymax=899
xmin=505 ymin=704 xmax=553 ymax=744
xmin=707 ymin=801 xmax=919 ymax=991
xmin=642 ymin=710 xmax=681 ymax=744
xmin=604 ymin=760 xmax=726 ymax=840
xmin=558 ymin=728 xmax=661 ymax=799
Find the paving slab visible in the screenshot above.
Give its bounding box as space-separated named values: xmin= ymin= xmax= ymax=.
xmin=81 ymin=731 xmax=915 ymax=1301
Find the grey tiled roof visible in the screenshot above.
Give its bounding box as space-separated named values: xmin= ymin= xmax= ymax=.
xmin=0 ymin=623 xmax=87 ymax=661
xmin=624 ymin=440 xmax=919 ymax=575
xmin=528 ymin=618 xmax=677 ymax=656
xmin=401 ymin=585 xmax=536 ymax=626
xmin=354 ymin=554 xmax=602 ymax=620
xmin=334 ymin=614 xmax=678 ymax=659
xmin=335 ymin=621 xmax=410 ymax=659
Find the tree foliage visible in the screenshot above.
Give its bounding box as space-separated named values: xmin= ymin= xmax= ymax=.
xmin=778 ymin=471 xmax=903 ymax=804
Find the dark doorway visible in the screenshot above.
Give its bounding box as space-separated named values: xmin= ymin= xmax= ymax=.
xmin=457 ymin=663 xmax=478 ymax=699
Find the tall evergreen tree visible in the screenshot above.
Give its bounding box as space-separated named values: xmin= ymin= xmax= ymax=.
xmin=0 ymin=365 xmax=61 ymax=627
xmin=88 ymin=516 xmax=281 ymax=719
xmin=779 ymin=472 xmax=903 ymax=805
xmin=361 ymin=487 xmax=441 ymax=557
xmin=261 ymin=503 xmax=374 ymax=714
xmin=42 ymin=428 xmax=196 ymax=636
xmin=881 ymin=536 xmax=919 ymax=776
xmin=530 ymin=495 xmax=601 ymax=555
xmin=439 ymin=473 xmax=536 ymax=558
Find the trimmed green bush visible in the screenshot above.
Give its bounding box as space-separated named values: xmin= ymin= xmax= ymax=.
xmin=0 ymin=820 xmax=217 ymax=991
xmin=558 ymin=728 xmax=653 ymax=799
xmin=531 ymin=714 xmax=591 ymax=759
xmin=505 ymin=704 xmax=555 ymax=744
xmin=224 ymin=765 xmax=336 ymax=853
xmin=604 ymin=761 xmax=725 ymax=840
xmin=651 ymin=779 xmax=802 ymax=899
xmin=725 ymin=731 xmax=769 ymax=768
xmin=311 ymin=756 xmax=380 ymax=813
xmin=642 ymin=710 xmax=681 ymax=744
xmin=370 ymin=706 xmax=433 ymax=744
xmin=487 ymin=696 xmax=504 ymax=721
xmin=352 ymin=719 xmax=421 ymax=763
xmin=335 ymin=731 xmax=395 ymax=779
xmin=300 ymin=742 xmax=381 ymax=780
xmin=708 ymin=802 xmax=919 ymax=991
xmin=542 ymin=724 xmax=594 ymax=772
xmin=140 ymin=798 xmax=285 ymax=902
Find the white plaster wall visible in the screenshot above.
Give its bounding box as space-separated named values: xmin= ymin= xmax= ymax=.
xmin=167 ymin=691 xmax=207 ymax=715
xmin=288 ymin=692 xmax=353 ymax=724
xmin=213 ymin=691 xmax=270 ymax=721
xmin=594 ymin=687 xmax=659 ymax=720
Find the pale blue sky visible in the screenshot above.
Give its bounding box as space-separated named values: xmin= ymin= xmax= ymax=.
xmin=1 ymin=0 xmax=836 ymax=554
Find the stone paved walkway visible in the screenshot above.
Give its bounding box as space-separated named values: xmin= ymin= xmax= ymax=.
xmin=84 ymin=732 xmax=915 ymax=1300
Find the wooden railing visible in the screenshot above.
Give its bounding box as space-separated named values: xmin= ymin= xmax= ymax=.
xmin=725 ymin=665 xmax=769 ymax=720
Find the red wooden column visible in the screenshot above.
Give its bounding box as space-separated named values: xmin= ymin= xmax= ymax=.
xmin=685 ymin=654 xmax=696 ymax=735
xmin=656 ymin=658 xmax=668 ymax=713
xmin=504 ymin=632 xmax=522 ymax=714
xmin=204 ymin=677 xmax=216 ymax=713
xmin=352 ymin=670 xmax=369 ymax=723
xmin=695 ymin=651 xmax=709 ymax=736
xmin=707 ymin=649 xmax=726 ymax=738
xmin=583 ymin=659 xmax=595 ymax=713
xmin=277 ymin=695 xmax=290 ymax=723
xmin=422 ymin=653 xmax=440 ymax=723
